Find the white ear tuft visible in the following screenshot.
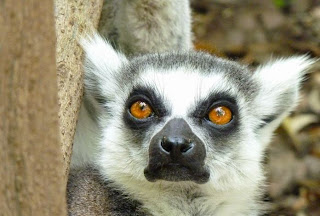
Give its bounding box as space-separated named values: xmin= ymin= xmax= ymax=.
xmin=253 ymin=55 xmax=315 ymax=91
xmin=80 ymin=33 xmax=127 ymax=80
xmin=80 ymin=33 xmax=128 ymax=108
xmin=252 ymin=56 xmax=316 ymax=145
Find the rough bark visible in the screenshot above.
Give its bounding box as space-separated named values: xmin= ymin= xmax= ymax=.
xmin=0 ymin=0 xmax=67 ymax=215
xmin=55 ymin=0 xmax=103 ymax=177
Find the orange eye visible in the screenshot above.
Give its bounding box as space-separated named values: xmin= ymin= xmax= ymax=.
xmin=130 ymin=101 xmax=153 ymax=119
xmin=208 ymin=106 xmax=232 ymax=125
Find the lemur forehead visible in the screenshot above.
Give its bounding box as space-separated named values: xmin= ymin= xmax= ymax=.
xmin=136 ymin=68 xmax=238 ymax=116
xmin=122 ymin=51 xmax=258 ymax=98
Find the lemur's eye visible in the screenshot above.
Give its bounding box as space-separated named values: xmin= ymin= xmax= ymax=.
xmin=208 ymin=106 xmax=232 ymax=125
xmin=130 ymin=101 xmax=153 ymax=119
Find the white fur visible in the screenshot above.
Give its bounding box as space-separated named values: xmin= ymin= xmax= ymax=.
xmin=71 ymin=104 xmax=99 ymax=167
xmin=95 ymin=65 xmax=265 ymax=215
xmin=252 ymin=56 xmax=316 ymax=146
xmin=138 ymin=68 xmax=236 ymax=116
xmin=81 ymin=34 xmax=128 ymax=97
xmin=71 ymin=35 xmax=128 ymax=167
xmin=72 ymin=35 xmax=315 ymax=215
xmin=72 ymin=35 xmax=313 ymax=216
xmin=80 ymin=33 xmax=127 ymax=72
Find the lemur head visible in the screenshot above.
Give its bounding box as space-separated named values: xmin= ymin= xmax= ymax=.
xmin=82 ymin=34 xmax=314 ymax=190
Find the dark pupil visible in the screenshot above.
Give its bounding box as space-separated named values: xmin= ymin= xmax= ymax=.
xmin=139 ymin=102 xmax=147 ymax=110
xmin=216 ymin=107 xmax=225 ymax=117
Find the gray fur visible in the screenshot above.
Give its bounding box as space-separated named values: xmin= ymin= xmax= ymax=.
xmin=98 ymin=0 xmax=192 ymax=56
xmin=67 ymin=167 xmax=147 ymax=216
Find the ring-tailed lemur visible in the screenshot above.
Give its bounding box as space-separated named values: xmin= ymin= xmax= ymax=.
xmin=68 ymin=0 xmax=315 ymax=215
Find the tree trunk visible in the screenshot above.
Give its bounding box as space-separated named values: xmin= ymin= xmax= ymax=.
xmin=55 ymin=0 xmax=103 ymax=178
xmin=0 ymin=0 xmax=67 ymax=215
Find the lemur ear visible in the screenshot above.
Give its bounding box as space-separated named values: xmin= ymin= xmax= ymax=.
xmin=252 ymin=56 xmax=315 ymax=144
xmin=80 ymin=33 xmax=128 ymax=107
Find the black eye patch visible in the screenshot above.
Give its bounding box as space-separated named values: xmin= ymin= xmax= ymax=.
xmin=191 ymin=92 xmax=240 ymax=137
xmin=123 ymin=86 xmax=168 ymax=130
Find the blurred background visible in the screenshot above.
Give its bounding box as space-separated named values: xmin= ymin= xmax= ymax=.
xmin=191 ymin=0 xmax=320 ymax=215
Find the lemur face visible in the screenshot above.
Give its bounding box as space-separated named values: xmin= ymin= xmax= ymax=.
xmin=119 ymin=55 xmax=258 ymax=185
xmin=83 ymin=34 xmax=313 ymax=189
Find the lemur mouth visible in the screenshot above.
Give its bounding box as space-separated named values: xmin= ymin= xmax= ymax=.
xmin=144 ymin=163 xmax=210 ymax=184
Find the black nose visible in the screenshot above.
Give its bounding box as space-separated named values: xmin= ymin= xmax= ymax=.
xmin=160 ymin=136 xmax=194 ymax=156
xmin=144 ymin=118 xmax=209 ymax=184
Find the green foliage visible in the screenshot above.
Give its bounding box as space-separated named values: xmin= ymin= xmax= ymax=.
xmin=273 ymin=0 xmax=292 ymax=9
